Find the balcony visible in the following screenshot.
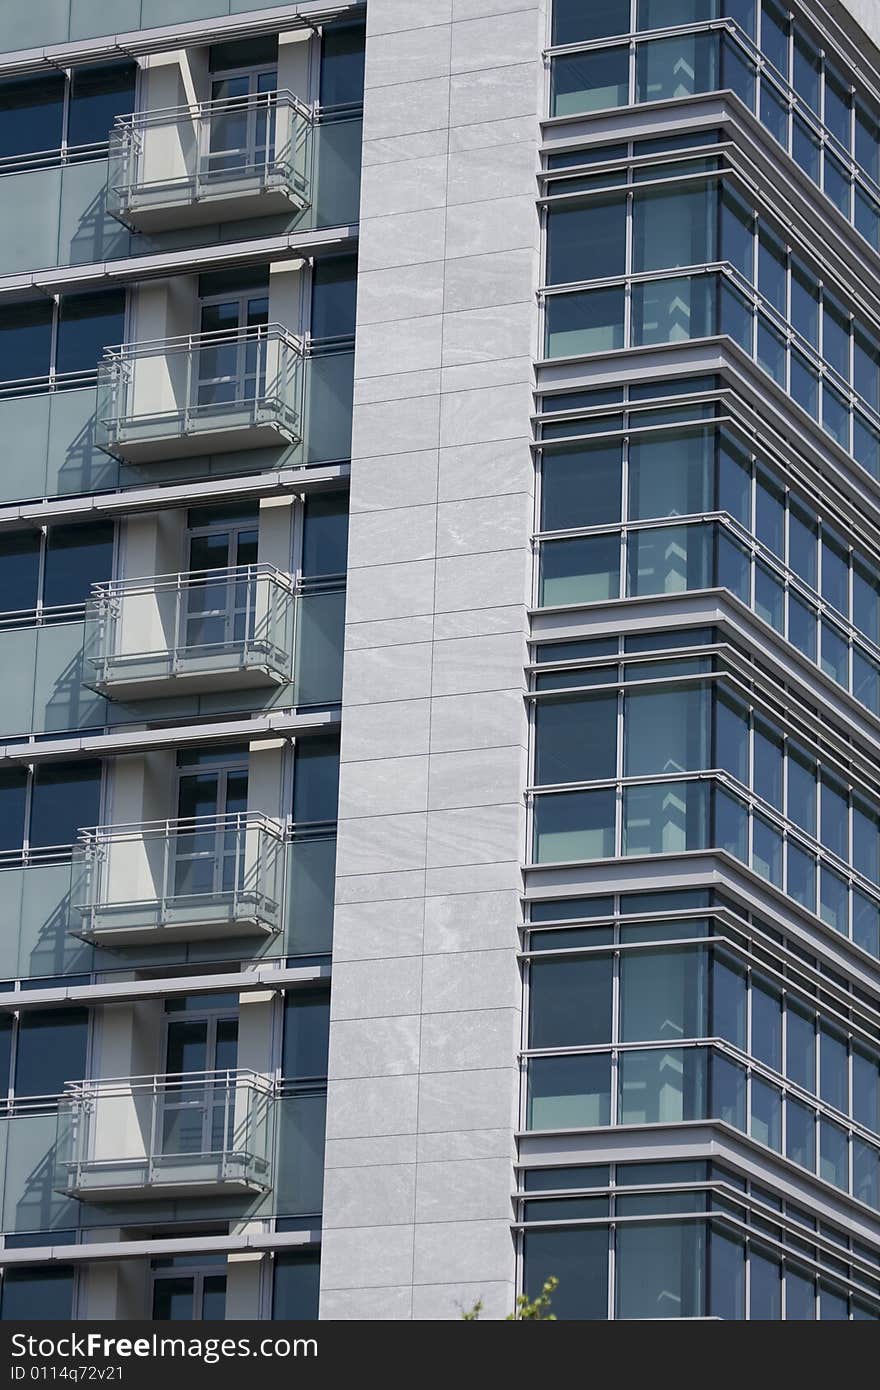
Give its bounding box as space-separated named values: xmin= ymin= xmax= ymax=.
xmin=108 ymin=90 xmax=312 ymax=233
xmin=56 ymin=1070 xmax=275 ymax=1201
xmin=97 ymin=324 xmax=304 ymax=463
xmin=83 ymin=564 xmax=295 ymax=700
xmin=71 ymin=812 xmax=285 ymax=946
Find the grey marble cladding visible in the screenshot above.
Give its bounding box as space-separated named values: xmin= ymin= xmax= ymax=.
xmin=321 ymin=0 xmax=544 ymax=1318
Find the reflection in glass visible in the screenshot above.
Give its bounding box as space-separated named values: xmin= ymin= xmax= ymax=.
xmin=533 ymin=789 xmax=616 ymax=863
xmin=616 ymin=1221 xmax=705 ymax=1319
xmin=546 ymin=286 xmax=625 ymax=357
xmin=618 ymin=1046 xmax=707 ymax=1124
xmin=527 ymin=1052 xmax=611 ymax=1129
xmin=552 ymin=48 xmax=629 ymax=117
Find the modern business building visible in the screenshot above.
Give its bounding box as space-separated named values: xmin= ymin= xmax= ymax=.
xmin=0 ymin=0 xmax=878 ymax=1324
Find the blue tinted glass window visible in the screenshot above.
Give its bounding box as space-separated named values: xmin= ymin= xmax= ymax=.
xmin=794 ymin=33 xmax=820 ymax=114
xmin=0 ymin=1267 xmax=73 ymax=1320
xmin=555 ymin=0 xmax=630 ymax=43
xmin=710 ymin=1225 xmax=745 ymax=1319
xmin=633 ymin=184 xmax=715 ymax=273
xmin=536 ymin=694 xmax=617 ymax=784
xmin=0 ymin=301 xmax=52 ymax=386
xmin=0 ymin=531 xmax=40 ymax=615
xmin=55 ymin=291 xmax=126 ymax=377
xmin=750 ymin=1248 xmax=781 ymax=1317
xmin=820 ymin=1025 xmax=848 ymax=1113
xmin=43 ymin=523 xmax=114 ymax=609
xmin=553 ymin=48 xmax=629 ymax=118
xmin=310 ymin=257 xmax=357 ymax=342
xmin=548 ymin=198 xmax=626 ymax=283
xmin=209 ymin=37 xmax=278 ymax=72
xmin=320 ymin=23 xmax=365 ymax=108
xmin=530 ymin=897 xmax=614 ymax=922
xmin=302 ymin=491 xmax=349 ymax=576
xmin=786 ymin=1005 xmax=816 ymax=1091
xmin=822 ymin=299 xmax=851 ymax=381
xmin=14 ymin=1008 xmax=88 ymax=1098
xmin=0 ymin=1014 xmax=11 ymax=1092
xmin=523 ymin=1226 xmax=608 ymax=1320
xmin=67 ymin=63 xmax=136 ymax=148
xmin=542 ymin=443 xmax=622 ymax=530
xmin=785 ymin=1265 xmax=815 ymax=1319
xmin=752 ymin=979 xmax=782 ymax=1070
xmin=825 ymin=67 xmax=852 ymax=153
xmin=530 ymin=955 xmax=613 ymax=1047
xmin=760 ymin=0 xmax=789 ymax=78
xmin=272 ymin=1253 xmax=320 ymax=1318
xmin=29 ymin=761 xmax=101 ymax=849
xmin=282 ymin=988 xmax=330 ymax=1081
xmin=616 ymin=1220 xmax=705 ymax=1318
xmin=789 ymin=503 xmax=817 ymax=587
xmin=791 ymin=263 xmax=819 ymax=346
xmin=0 ymin=74 xmax=64 ymax=161
xmin=0 ymin=769 xmax=27 ymax=855
xmin=293 ymin=736 xmax=340 ymax=824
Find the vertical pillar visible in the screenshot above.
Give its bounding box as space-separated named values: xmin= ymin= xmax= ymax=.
xmin=321 ymin=0 xmax=544 ymax=1320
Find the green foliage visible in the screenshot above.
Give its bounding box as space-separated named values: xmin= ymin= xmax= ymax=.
xmin=461 ymin=1277 xmax=558 ymax=1321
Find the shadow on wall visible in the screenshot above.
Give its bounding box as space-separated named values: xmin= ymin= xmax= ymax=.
xmin=43 ymin=638 xmax=107 ymax=735
xmin=9 ymin=1114 xmax=79 ymax=1237
xmin=27 ymin=872 xmax=93 ymax=981
xmin=55 ymin=391 xmax=119 ymax=499
xmin=67 ymin=173 xmax=131 ymax=268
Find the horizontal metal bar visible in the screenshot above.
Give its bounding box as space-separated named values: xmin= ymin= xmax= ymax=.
xmin=65 ymin=1066 xmax=270 ymax=1093
xmin=0 ymin=1229 xmax=320 ymax=1267
xmin=79 ymin=810 xmax=281 ymax=840
xmin=0 ymin=461 xmax=349 ymax=534
xmin=0 ymin=963 xmax=329 ymax=1014
xmin=114 ymin=88 xmax=312 ymax=127
xmin=0 ymin=706 xmax=340 ymax=764
xmin=102 ymin=322 xmax=302 ymax=363
xmin=92 ymin=562 xmax=293 ymax=599
xmin=0 ymin=224 xmax=358 ymax=303
xmin=0 ymin=1 xmax=364 ymax=77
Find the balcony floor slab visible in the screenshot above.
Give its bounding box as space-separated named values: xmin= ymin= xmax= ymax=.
xmin=116 ymin=182 xmax=307 ymax=235
xmin=88 ymin=658 xmax=289 ymax=701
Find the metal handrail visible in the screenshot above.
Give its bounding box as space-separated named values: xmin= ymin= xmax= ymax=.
xmin=109 ymin=87 xmax=314 ymax=226
xmin=99 ymin=322 xmax=303 ymax=365
xmin=89 ymin=562 xmax=295 ymax=602
xmin=61 ymin=1067 xmax=275 ymax=1100
xmin=71 ymin=811 xmax=287 ymax=942
xmin=57 ymin=1067 xmax=277 ymax=1194
xmin=96 ymin=322 xmax=305 ymax=454
xmin=111 ymin=88 xmax=313 ymax=130
xmin=84 ymin=563 xmax=297 ymax=686
xmin=76 ymin=811 xmax=283 ymax=845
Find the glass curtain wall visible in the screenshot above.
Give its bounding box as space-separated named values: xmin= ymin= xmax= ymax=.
xmin=519 ymin=1158 xmax=880 ymax=1319
xmin=535 ymin=385 xmax=880 ymax=723
xmin=547 ymin=2 xmax=880 ymax=253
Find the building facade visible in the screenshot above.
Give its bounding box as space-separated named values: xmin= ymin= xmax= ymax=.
xmin=0 ymin=0 xmax=877 ymax=1323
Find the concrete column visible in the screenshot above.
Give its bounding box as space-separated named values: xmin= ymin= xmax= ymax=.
xmin=100 ymin=750 xmax=176 ymax=916
xmin=225 ymin=1250 xmax=267 ymax=1319
xmin=80 ymin=1256 xmax=150 ymax=1319
xmin=320 ymin=0 xmax=544 ymax=1320
xmin=138 ymin=50 xmax=204 ymax=190
xmin=115 ymin=509 xmax=187 ymax=661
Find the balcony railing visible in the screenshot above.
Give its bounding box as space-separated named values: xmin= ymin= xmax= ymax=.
xmin=70 ymin=812 xmax=285 ymax=946
xmin=97 ymin=323 xmax=304 ymax=463
xmin=83 ymin=563 xmax=295 ymax=699
xmin=108 ymin=89 xmax=313 ymax=232
xmin=56 ymin=1069 xmax=275 ymax=1200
